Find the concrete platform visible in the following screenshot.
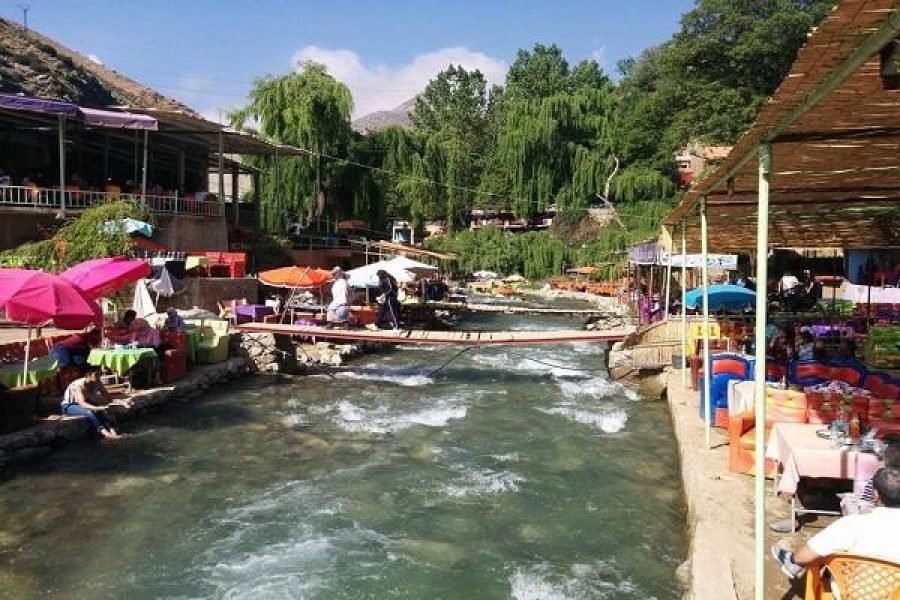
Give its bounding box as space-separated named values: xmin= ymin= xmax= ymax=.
xmin=665 ymin=369 xmax=808 ymax=600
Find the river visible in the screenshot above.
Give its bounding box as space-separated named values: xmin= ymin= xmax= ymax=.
xmin=0 ymin=304 xmax=687 ymax=599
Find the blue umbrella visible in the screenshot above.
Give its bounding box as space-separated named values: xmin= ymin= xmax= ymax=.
xmin=685 ymin=284 xmax=756 ymax=311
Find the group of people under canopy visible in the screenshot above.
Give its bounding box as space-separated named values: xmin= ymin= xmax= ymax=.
xmin=261 ymin=256 xmax=444 ymax=331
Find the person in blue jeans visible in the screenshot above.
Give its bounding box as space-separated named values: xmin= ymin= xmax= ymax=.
xmin=60 ymin=368 xmax=131 ymax=439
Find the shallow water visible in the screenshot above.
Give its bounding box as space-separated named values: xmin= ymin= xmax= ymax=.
xmin=0 ymin=307 xmax=687 ymax=599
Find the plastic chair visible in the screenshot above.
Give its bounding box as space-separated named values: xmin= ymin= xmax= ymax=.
xmin=805 ymin=554 xmax=900 ymax=600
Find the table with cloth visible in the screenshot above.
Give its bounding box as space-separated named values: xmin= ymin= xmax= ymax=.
xmin=766 ymin=422 xmax=882 ymax=524
xmin=87 ymin=348 xmax=158 ymax=376
xmin=234 ymin=304 xmax=275 ymax=323
xmin=0 ymin=356 xmax=58 ymax=389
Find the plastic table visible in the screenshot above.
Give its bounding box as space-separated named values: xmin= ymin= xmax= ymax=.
xmin=0 ymin=356 xmax=58 ymax=389
xmin=234 ymin=304 xmax=275 ymax=323
xmin=87 ymin=348 xmax=158 ymax=376
xmin=766 ymin=422 xmax=881 ymax=525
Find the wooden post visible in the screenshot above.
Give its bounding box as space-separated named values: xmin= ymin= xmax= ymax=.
xmin=232 ymin=163 xmax=240 ymax=226
xmin=57 ymin=114 xmax=66 ymax=214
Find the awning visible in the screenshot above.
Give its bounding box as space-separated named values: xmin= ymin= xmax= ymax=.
xmin=0 ymin=93 xmax=78 ymax=117
xmin=79 ymin=107 xmax=158 ymax=130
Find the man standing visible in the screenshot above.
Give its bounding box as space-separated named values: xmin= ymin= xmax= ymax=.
xmin=372 ymin=269 xmax=401 ymax=330
xmin=328 ymin=266 xmax=350 ymax=328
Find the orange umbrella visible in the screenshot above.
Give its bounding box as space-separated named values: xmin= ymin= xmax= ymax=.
xmin=258 ymin=266 xmax=333 ymax=288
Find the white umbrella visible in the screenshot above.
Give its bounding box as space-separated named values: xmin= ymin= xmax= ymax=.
xmin=347 ymin=260 xmax=416 ymax=288
xmin=383 ymin=256 xmax=439 ymax=275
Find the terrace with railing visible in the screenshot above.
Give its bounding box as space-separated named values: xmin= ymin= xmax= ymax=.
xmin=0 ymin=185 xmax=225 ymax=217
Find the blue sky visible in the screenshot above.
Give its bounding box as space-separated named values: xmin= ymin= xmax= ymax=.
xmin=3 ymin=0 xmax=695 ymax=118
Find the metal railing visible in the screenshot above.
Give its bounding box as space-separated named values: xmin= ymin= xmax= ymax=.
xmin=0 ymin=185 xmax=224 ymax=217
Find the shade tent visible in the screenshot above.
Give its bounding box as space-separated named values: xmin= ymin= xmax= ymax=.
xmin=78 ymin=107 xmax=158 ymax=130
xmin=684 ymin=284 xmax=755 ymax=311
xmin=383 ymin=256 xmax=439 ymax=275
xmin=0 ymin=94 xmax=158 ymax=130
xmin=659 ymin=4 xmax=900 ymax=597
xmin=258 ymin=267 xmax=333 ymax=289
xmin=0 ymin=269 xmax=102 ymax=380
xmin=102 ymin=219 xmax=154 ymax=238
xmin=0 ymin=93 xmax=78 ymax=116
xmin=60 ymin=257 xmax=151 ymax=299
xmin=346 ymin=261 xmax=416 ymax=288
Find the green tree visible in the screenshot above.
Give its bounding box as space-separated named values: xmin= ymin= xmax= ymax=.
xmin=505 ymin=43 xmax=572 ymax=100
xmin=617 ymin=0 xmax=834 ymax=167
xmin=231 ymin=62 xmax=354 ymax=233
xmin=0 ymin=200 xmax=153 ymax=271
xmin=410 ymin=64 xmax=490 ymax=150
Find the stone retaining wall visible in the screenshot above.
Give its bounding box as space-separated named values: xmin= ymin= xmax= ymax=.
xmin=0 ymin=357 xmax=252 ymax=470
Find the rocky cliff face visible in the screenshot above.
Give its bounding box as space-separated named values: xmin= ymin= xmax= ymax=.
xmin=0 ymin=17 xmax=192 ymax=111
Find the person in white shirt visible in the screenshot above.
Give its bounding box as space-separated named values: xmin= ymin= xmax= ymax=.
xmin=778 ymin=271 xmax=800 ymax=295
xmin=327 ymin=266 xmax=350 ymax=327
xmin=772 ymin=467 xmax=900 ymax=579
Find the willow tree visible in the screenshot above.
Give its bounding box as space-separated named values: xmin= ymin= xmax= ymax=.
xmin=231 ymin=62 xmax=353 ymax=233
xmin=488 ymin=85 xmax=619 ymax=217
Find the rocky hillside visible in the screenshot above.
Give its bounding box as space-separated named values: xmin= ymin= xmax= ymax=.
xmin=352 ymin=97 xmax=415 ymax=133
xmin=0 ymin=17 xmax=192 ymax=111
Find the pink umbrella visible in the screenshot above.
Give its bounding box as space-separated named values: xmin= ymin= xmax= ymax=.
xmin=60 ymin=256 xmax=151 ymax=299
xmin=0 ymin=269 xmax=102 ymax=380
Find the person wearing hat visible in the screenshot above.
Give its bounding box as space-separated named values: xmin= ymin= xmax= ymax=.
xmin=327 ymin=266 xmax=350 ymax=327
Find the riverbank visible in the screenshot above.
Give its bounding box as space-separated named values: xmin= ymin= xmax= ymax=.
xmin=664 ymin=369 xmax=806 ymax=600
xmin=0 ymin=358 xmax=251 ymax=469
xmin=523 ymin=285 xmax=625 ymax=312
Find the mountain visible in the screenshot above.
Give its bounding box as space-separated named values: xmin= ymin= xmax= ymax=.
xmin=352 ymin=98 xmax=416 ymax=133
xmin=0 ymin=17 xmax=193 ymax=112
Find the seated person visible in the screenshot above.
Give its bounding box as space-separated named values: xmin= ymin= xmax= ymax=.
xmin=778 ymin=271 xmax=800 ymax=296
xmin=107 ymin=309 xmax=138 ymax=343
xmin=129 ymin=318 xmax=161 ymax=349
xmin=162 ymin=307 xmax=186 ymax=332
xmin=772 ymin=466 xmax=900 ymax=579
xmin=843 ymin=438 xmax=900 ymax=515
xmin=50 ymin=326 xmax=101 ymax=369
xmin=60 ymin=368 xmax=131 ymax=439
xmin=796 ymin=331 xmax=815 ymax=361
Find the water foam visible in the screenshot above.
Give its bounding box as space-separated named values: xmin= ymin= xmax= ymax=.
xmin=333 ymin=369 xmax=433 ymax=387
xmin=538 ymin=404 xmax=628 ymax=433
xmin=509 ymin=562 xmax=645 ymax=600
xmin=443 ymin=467 xmax=525 ymax=497
xmin=331 ymin=399 xmax=467 ymax=434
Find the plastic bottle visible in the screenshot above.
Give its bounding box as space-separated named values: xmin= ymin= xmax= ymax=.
xmin=849 ymin=413 xmax=861 ymax=444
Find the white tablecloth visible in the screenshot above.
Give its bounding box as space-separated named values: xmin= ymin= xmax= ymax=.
xmin=840 ymin=282 xmax=900 ymax=304
xmin=728 ymin=380 xmax=757 ymax=415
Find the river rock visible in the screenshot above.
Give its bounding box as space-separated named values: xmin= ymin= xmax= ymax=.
xmin=394 ymin=538 xmax=467 ymax=567
xmin=407 ymin=443 xmax=433 ymax=462
xmin=97 ymin=475 xmax=153 ymax=497
xmin=0 ymin=571 xmax=39 ymax=597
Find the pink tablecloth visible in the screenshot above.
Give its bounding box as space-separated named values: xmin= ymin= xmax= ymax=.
xmin=765 ymin=422 xmax=881 ymax=495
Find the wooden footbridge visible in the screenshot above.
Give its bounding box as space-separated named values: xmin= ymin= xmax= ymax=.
xmin=426 ymin=301 xmax=619 ymax=318
xmin=237 ymin=323 xmax=635 ymax=346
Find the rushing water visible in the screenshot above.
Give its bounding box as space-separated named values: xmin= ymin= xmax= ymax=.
xmin=0 ymin=304 xmax=687 ymax=599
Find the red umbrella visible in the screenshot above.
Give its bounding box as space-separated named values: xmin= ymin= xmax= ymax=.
xmin=0 ymin=269 xmax=102 ymax=380
xmin=60 ymin=256 xmax=151 ymax=299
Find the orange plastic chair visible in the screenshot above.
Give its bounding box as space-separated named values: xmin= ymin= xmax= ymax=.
xmin=805 ymin=554 xmax=900 ymax=600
